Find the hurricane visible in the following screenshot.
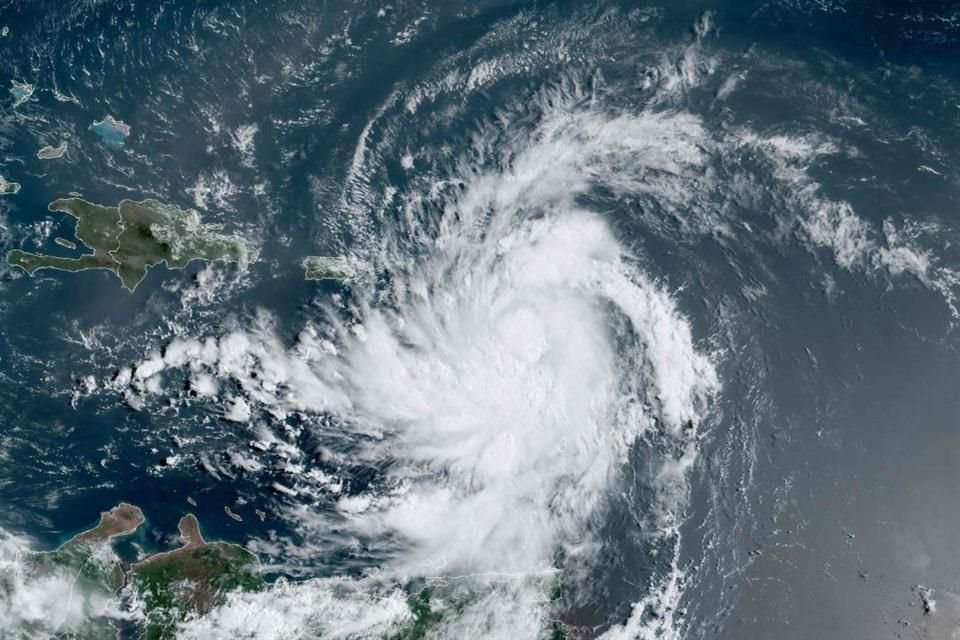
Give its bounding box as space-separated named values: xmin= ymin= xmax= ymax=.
xmin=4 ymin=2 xmax=960 ymax=638
xmin=117 ymin=81 xmax=717 ymax=638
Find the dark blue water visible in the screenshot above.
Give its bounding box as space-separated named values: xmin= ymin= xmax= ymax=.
xmin=2 ymin=1 xmax=960 ymax=638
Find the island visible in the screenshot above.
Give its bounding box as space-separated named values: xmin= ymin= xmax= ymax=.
xmin=37 ymin=140 xmax=68 ymax=159
xmin=7 ymin=196 xmax=258 ymax=291
xmin=10 ymin=79 xmax=33 ymax=107
xmin=131 ymin=514 xmax=264 ymax=639
xmin=302 ymin=254 xmax=364 ymax=281
xmin=3 ymin=504 xmax=263 ymax=640
xmin=90 ymin=115 xmax=130 ymax=146
xmin=54 ymin=237 xmax=77 ymax=249
xmin=0 ymin=175 xmax=20 ymax=195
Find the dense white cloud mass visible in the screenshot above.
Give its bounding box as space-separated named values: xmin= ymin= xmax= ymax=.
xmin=54 ymin=21 xmax=960 ymax=639
xmin=109 ymin=69 xmax=959 ymax=638
xmin=8 ymin=4 xmax=960 ymax=639
xmin=115 ymin=90 xmax=721 ymax=638
xmin=175 ymin=579 xmax=412 ymax=640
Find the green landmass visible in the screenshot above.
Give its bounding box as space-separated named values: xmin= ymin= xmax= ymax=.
xmin=3 ymin=504 xmax=262 ymax=640
xmin=130 ymin=514 xmax=264 ymax=640
xmin=383 ymin=580 xmax=570 ymax=639
xmin=7 ymin=197 xmax=258 ymax=290
xmin=2 ymin=504 xmax=144 ymax=639
xmin=31 ymin=503 xmax=144 ymax=589
xmin=385 ymin=585 xmax=492 ymax=640
xmin=54 ymin=237 xmax=77 ymax=249
xmin=550 ymin=621 xmax=570 ymax=640
xmin=547 ymin=578 xmax=569 ymax=640
xmin=302 ymin=254 xmax=364 ymax=281
xmin=0 ymin=175 xmax=20 ymax=194
xmin=387 ymin=589 xmax=445 ymax=640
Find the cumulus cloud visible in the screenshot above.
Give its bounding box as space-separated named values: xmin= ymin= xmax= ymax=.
xmin=803 ymin=199 xmax=874 ymax=269
xmin=739 ymin=128 xmax=960 ymax=315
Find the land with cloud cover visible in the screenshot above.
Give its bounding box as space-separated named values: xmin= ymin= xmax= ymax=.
xmin=106 ymin=49 xmax=960 ymax=637
xmin=302 ymin=255 xmax=366 ymax=281
xmin=28 ymin=20 xmax=960 ymax=639
xmin=5 ymin=3 xmax=960 ymax=639
xmin=7 ymin=197 xmax=258 ymax=291
xmin=0 ymin=175 xmax=20 ymax=194
xmin=104 ymin=75 xmax=723 ymax=639
xmin=0 ymin=504 xmax=142 ymax=639
xmin=130 ymin=514 xmax=263 ymax=640
xmin=0 ymin=504 xmax=263 ymax=639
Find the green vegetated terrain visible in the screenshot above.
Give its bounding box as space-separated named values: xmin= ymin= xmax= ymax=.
xmin=4 ymin=504 xmax=143 ymax=639
xmin=0 ymin=175 xmax=20 ymax=194
xmin=384 ymin=583 xmax=566 ymax=640
xmin=7 ymin=197 xmax=257 ymax=290
xmin=387 ymin=588 xmax=446 ymax=640
xmin=5 ymin=504 xmax=571 ymax=640
xmin=1 ymin=504 xmax=263 ymax=640
xmin=302 ymin=254 xmax=364 ymax=281
xmin=130 ymin=514 xmax=264 ymax=640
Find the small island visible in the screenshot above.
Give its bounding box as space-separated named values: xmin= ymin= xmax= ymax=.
xmin=37 ymin=140 xmax=68 ymax=159
xmin=10 ymin=79 xmax=33 ymax=107
xmin=0 ymin=175 xmax=20 ymax=195
xmin=303 ymin=254 xmax=364 ymax=281
xmin=7 ymin=196 xmax=258 ymax=291
xmin=90 ymin=115 xmax=130 ymax=146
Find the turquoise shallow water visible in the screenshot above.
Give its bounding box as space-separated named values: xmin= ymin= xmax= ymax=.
xmin=89 ymin=116 xmax=130 ymax=147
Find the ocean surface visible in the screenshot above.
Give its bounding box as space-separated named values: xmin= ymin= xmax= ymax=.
xmin=1 ymin=1 xmax=960 ymax=638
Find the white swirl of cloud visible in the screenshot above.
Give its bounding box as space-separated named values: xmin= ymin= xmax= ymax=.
xmin=125 ymin=95 xmax=720 ymax=638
